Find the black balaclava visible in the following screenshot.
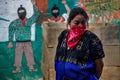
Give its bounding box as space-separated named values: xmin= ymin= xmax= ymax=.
xmin=51 ymin=4 xmax=60 ymax=17
xmin=17 ymin=5 xmax=26 ymax=20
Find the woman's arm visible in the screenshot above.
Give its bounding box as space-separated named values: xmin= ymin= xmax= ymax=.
xmin=95 ymin=58 xmax=104 ymax=78
xmin=89 ymin=31 xmax=105 ymax=78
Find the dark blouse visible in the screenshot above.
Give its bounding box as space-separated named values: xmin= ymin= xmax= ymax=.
xmin=55 ymin=29 xmax=105 ymax=65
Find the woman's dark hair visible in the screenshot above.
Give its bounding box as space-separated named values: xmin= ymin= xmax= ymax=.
xmin=67 ymin=7 xmax=89 ymax=26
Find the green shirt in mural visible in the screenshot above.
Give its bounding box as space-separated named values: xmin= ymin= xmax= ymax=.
xmin=9 ymin=5 xmax=39 ymax=42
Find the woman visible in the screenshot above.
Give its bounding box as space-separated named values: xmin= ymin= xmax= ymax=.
xmin=55 ymin=7 xmax=105 ymax=80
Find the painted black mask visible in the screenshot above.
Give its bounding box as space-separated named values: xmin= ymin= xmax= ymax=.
xmin=51 ymin=4 xmax=59 ymax=17
xmin=17 ymin=5 xmax=26 ymax=20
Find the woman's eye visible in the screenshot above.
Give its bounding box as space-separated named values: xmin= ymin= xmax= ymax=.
xmin=74 ymin=23 xmax=77 ymax=25
xmin=81 ymin=20 xmax=85 ymax=25
xmin=75 ymin=21 xmax=79 ymax=25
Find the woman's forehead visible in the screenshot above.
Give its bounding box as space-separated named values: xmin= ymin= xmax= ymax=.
xmin=73 ymin=15 xmax=84 ymax=20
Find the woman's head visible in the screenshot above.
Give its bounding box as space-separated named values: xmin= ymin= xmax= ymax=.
xmin=67 ymin=7 xmax=89 ymax=27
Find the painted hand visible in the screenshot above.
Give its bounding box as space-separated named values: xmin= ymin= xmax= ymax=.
xmin=62 ymin=0 xmax=66 ymax=5
xmin=8 ymin=42 xmax=13 ymax=48
xmin=31 ymin=0 xmax=36 ymax=5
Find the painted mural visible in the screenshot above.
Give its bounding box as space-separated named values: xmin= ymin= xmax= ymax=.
xmin=0 ymin=0 xmax=120 ymax=80
xmin=0 ymin=0 xmax=42 ymax=80
xmin=75 ymin=0 xmax=120 ymax=25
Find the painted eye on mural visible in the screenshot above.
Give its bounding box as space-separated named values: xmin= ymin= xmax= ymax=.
xmin=18 ymin=9 xmax=25 ymax=13
xmin=52 ymin=10 xmax=58 ymax=13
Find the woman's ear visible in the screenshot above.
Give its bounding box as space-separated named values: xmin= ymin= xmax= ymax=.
xmin=85 ymin=22 xmax=88 ymax=26
xmin=67 ymin=24 xmax=70 ymax=29
xmin=85 ymin=19 xmax=89 ymax=26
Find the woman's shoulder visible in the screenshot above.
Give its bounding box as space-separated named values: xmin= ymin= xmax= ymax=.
xmin=10 ymin=19 xmax=19 ymax=26
xmin=85 ymin=30 xmax=98 ymax=37
xmin=85 ymin=30 xmax=94 ymax=35
xmin=58 ymin=29 xmax=68 ymax=40
xmin=85 ymin=30 xmax=101 ymax=41
xmin=60 ymin=29 xmax=69 ymax=35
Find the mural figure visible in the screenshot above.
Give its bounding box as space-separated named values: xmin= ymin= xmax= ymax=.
xmin=8 ymin=0 xmax=39 ymax=73
xmin=46 ymin=4 xmax=65 ymax=23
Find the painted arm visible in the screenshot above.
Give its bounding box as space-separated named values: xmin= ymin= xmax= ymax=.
xmin=62 ymin=0 xmax=70 ymax=14
xmin=8 ymin=22 xmax=16 ymax=48
xmin=26 ymin=0 xmax=39 ymax=26
xmin=9 ymin=22 xmax=15 ymax=42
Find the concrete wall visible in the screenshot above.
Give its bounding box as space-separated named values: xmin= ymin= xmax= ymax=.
xmin=42 ymin=23 xmax=67 ymax=80
xmin=89 ymin=23 xmax=120 ymax=66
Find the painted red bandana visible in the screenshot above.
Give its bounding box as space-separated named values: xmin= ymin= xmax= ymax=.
xmin=51 ymin=16 xmax=61 ymax=22
xmin=19 ymin=17 xmax=27 ymax=25
xmin=67 ymin=25 xmax=86 ymax=50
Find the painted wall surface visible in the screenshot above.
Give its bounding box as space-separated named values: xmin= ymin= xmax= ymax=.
xmin=0 ymin=0 xmax=80 ymax=79
xmin=0 ymin=0 xmax=42 ymax=80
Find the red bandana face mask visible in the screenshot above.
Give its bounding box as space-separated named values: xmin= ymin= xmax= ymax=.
xmin=67 ymin=25 xmax=86 ymax=50
xmin=51 ymin=16 xmax=61 ymax=22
